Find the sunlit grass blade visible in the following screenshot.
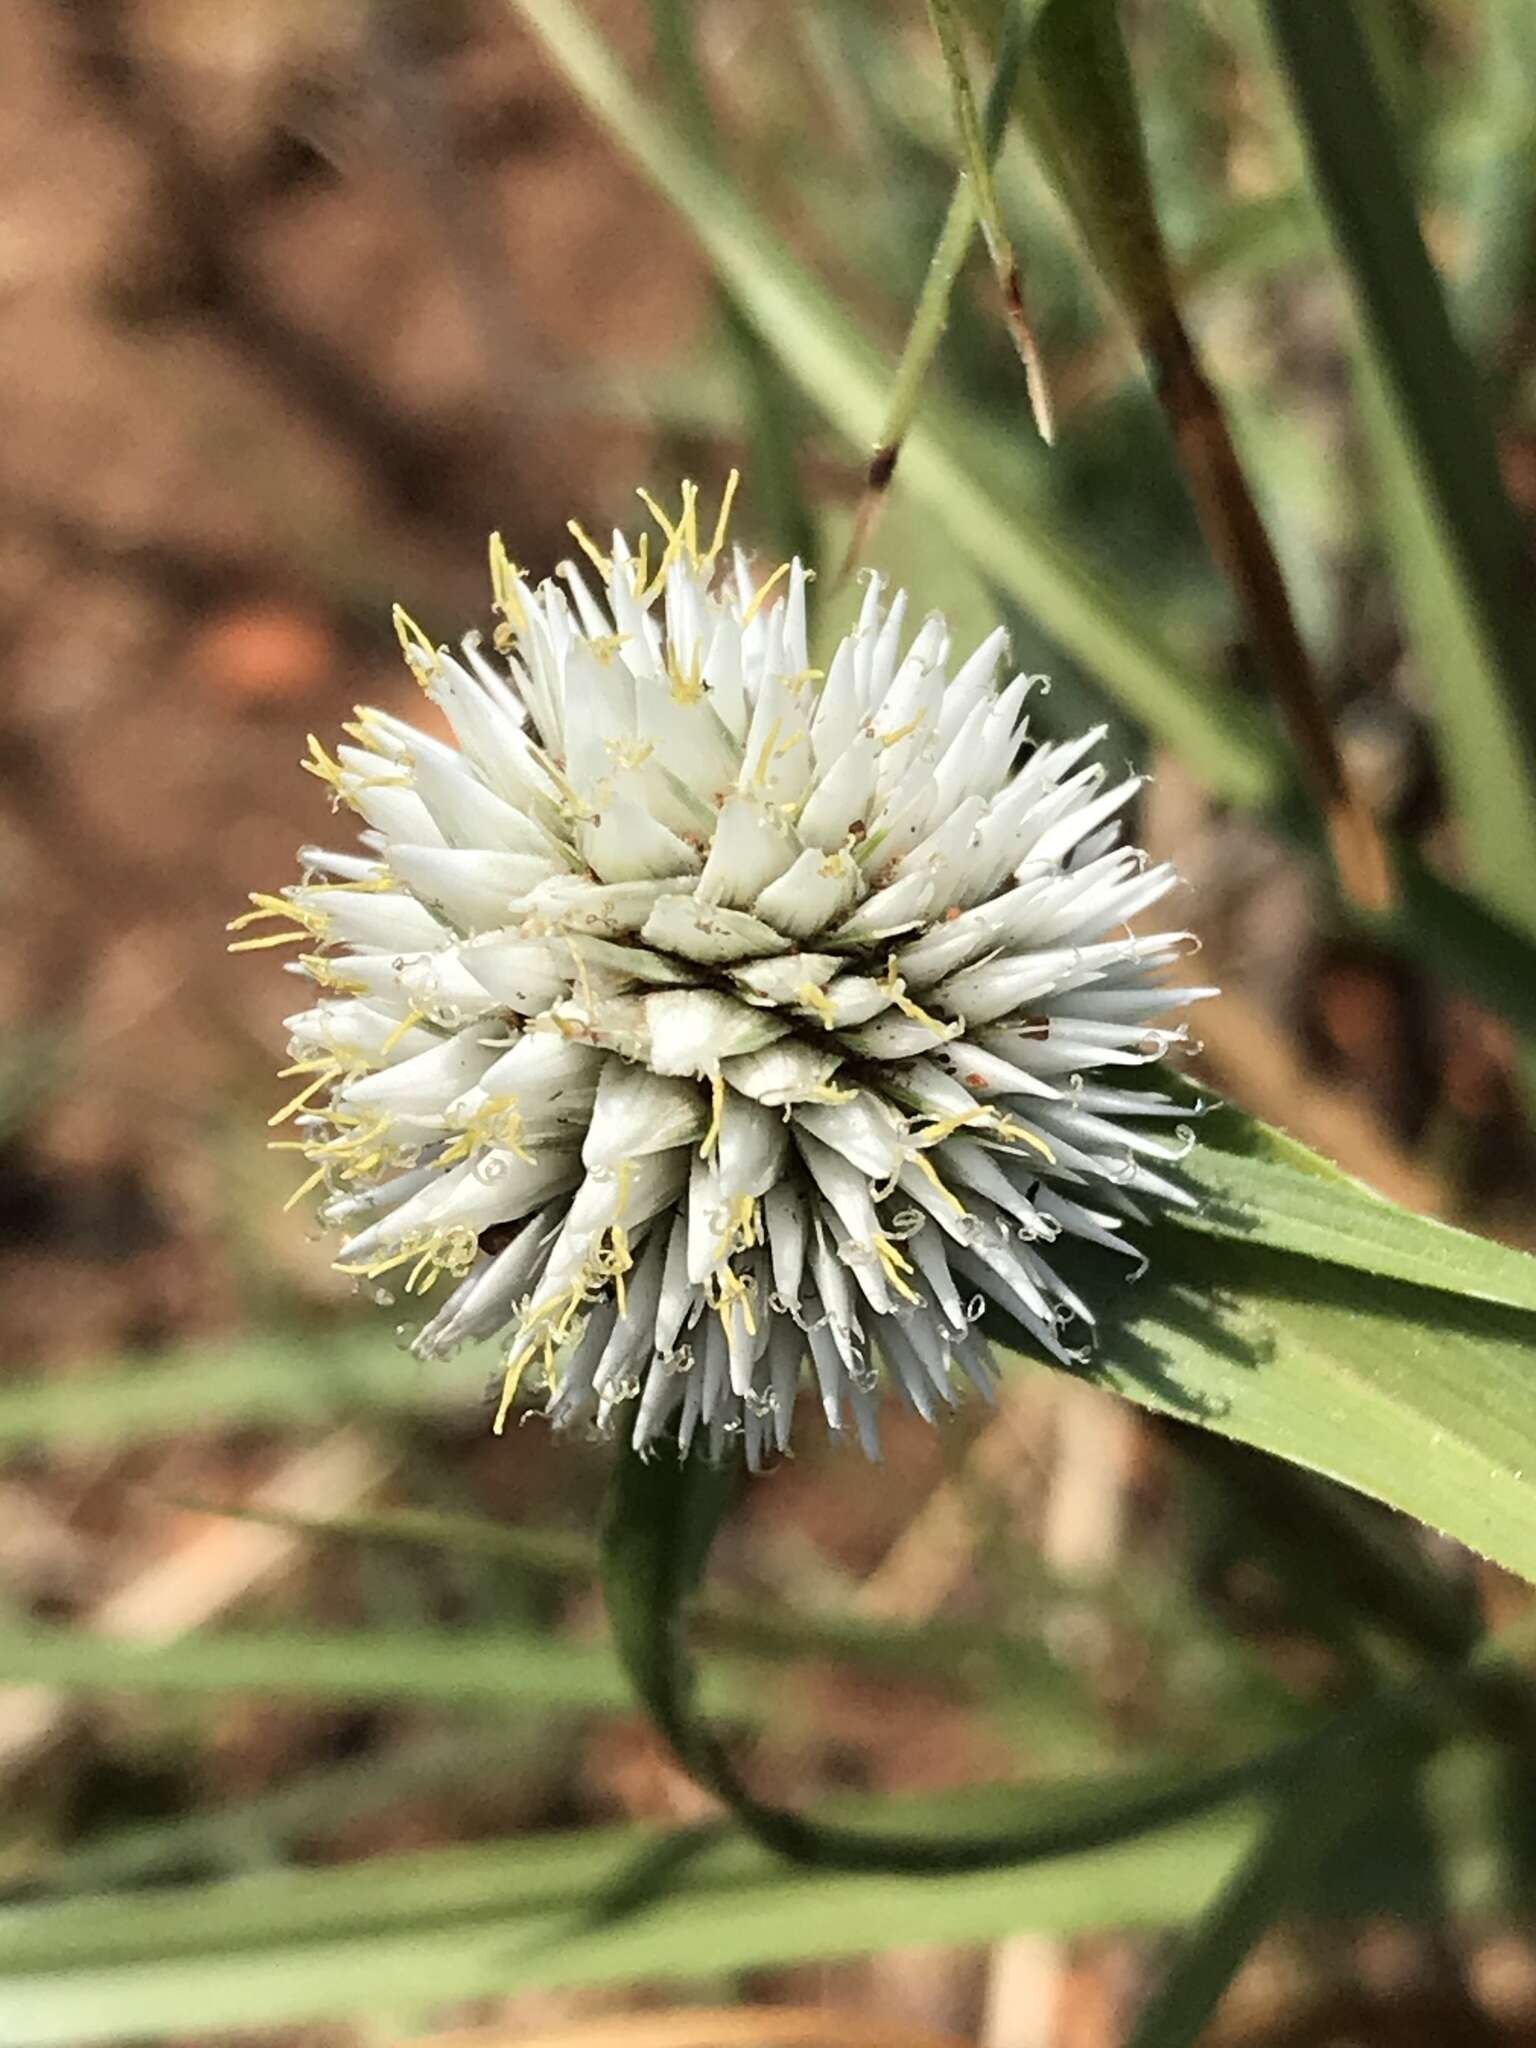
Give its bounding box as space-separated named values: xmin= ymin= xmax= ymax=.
xmin=0 ymin=1328 xmax=489 ymax=1453
xmin=925 ymin=0 xmax=1053 ymax=439
xmin=0 ymin=1621 xmax=718 ymax=1716
xmin=36 ymin=1726 xmax=514 ymax=1894
xmin=163 ymin=1496 xmax=1099 ymax=1713
xmin=1455 ymin=0 xmax=1536 ymax=371
xmin=645 ymin=0 xmax=817 ymax=570
xmin=976 ymin=0 xmax=1389 ymax=907
xmin=3 ymin=1738 xmax=1520 ymax=2044
xmin=999 ymin=1222 xmax=1536 ymax=1584
xmin=841 ymin=0 xmax=1030 ymax=577
xmin=1257 ymin=0 xmax=1536 ymax=939
xmin=1179 ymin=1098 xmax=1536 ymax=1311
xmin=513 ymin=0 xmax=1281 ymax=806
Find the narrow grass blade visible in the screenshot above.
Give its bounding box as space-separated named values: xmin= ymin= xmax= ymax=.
xmin=1257 ymin=0 xmax=1536 ymax=937
xmin=925 ymin=0 xmax=1053 ymax=439
xmin=1179 ymin=1097 xmax=1536 ymax=1312
xmin=0 ymin=1621 xmax=741 ymax=1719
xmin=841 ymin=0 xmax=1030 ymax=575
xmin=513 ymin=0 xmax=1281 ymax=806
xmin=4 ymin=1737 xmax=1519 ymax=2044
xmin=1002 ymin=1223 xmax=1536 ymax=1585
xmin=995 ymin=0 xmax=1388 ymax=906
xmin=1123 ymin=1704 xmax=1437 ymax=2047
xmin=646 ymin=0 xmax=817 ymax=570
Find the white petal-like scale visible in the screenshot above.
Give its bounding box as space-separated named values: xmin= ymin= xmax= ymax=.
xmin=243 ymin=480 xmax=1210 ymax=1465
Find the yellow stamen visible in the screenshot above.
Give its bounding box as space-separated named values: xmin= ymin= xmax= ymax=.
xmin=752 ymin=718 xmax=784 ymax=789
xmin=393 ymin=604 xmax=437 ymax=670
xmin=911 ymin=1149 xmax=967 ymax=1215
xmin=282 ymin=1163 xmax=328 ymax=1213
xmin=740 ymin=558 xmax=791 ymax=626
xmin=228 ymin=929 xmax=309 ymax=953
xmin=700 ymin=1074 xmax=726 ymax=1160
xmin=667 ymin=645 xmax=704 ymax=703
xmin=566 ymin=520 xmax=612 ymax=576
xmin=380 ymin=1006 xmax=427 ymax=1056
xmin=489 ymin=531 xmax=527 ymax=633
xmin=807 ymin=1079 xmax=859 ymax=1103
xmin=267 ymin=1071 xmax=334 ymax=1127
xmin=879 ymin=960 xmax=954 ymax=1039
xmin=301 ymin=733 xmax=349 ymax=800
xmin=878 ymin=712 xmax=925 ymax=749
xmin=875 ymin=1233 xmax=921 ymax=1303
xmin=705 ymin=468 xmax=741 ymax=564
xmin=984 ymin=1113 xmax=1056 ymax=1164
xmin=636 ymin=485 xmax=680 ymax=547
xmin=494 ymin=1337 xmax=539 ymax=1433
xmin=798 ymin=981 xmax=837 ymax=1029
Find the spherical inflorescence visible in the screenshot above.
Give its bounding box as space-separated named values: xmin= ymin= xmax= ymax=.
xmin=233 ymin=480 xmax=1211 ymax=1464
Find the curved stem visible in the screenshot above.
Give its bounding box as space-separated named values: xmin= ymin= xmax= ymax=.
xmin=599 ymin=1441 xmax=1440 ymax=1877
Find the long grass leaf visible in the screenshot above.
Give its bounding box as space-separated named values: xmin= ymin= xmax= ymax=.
xmin=1122 ymin=1703 xmax=1438 ymax=2046
xmin=513 ymin=0 xmax=1280 ymax=805
xmin=1 ymin=1741 xmax=1518 ymax=2044
xmin=1257 ymin=0 xmax=1536 ymax=936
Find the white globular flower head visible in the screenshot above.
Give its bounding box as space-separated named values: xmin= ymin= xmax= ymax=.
xmin=234 ymin=478 xmax=1212 ymax=1466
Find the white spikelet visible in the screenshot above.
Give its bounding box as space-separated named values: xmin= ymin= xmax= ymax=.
xmin=233 ymin=479 xmax=1212 ymax=1465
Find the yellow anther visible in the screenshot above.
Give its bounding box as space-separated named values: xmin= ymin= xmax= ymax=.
xmin=705 ymin=468 xmax=741 ymax=565
xmin=380 ymin=1006 xmax=427 ymax=1056
xmin=875 ymin=1233 xmax=921 ymax=1304
xmin=606 ymin=735 xmax=655 ymax=771
xmin=712 ymin=1193 xmax=760 ymax=1262
xmin=301 ymin=734 xmax=349 ymax=797
xmin=227 ymin=891 xmax=323 ymax=935
xmin=636 ymin=485 xmax=680 ymax=547
xmin=393 ymin=604 xmax=438 ymax=673
xmin=610 ymin=1223 xmax=632 ymax=1317
xmin=230 ymin=891 xmax=330 ymax=956
xmin=494 ymin=1337 xmax=540 ymax=1433
xmin=983 ymin=1112 xmax=1056 ymax=1164
xmin=911 ymin=1148 xmax=967 ymax=1215
xmin=700 ymin=1074 xmax=726 ymax=1160
xmin=566 ymin=520 xmax=613 ymax=576
xmin=489 ymin=531 xmax=527 ymax=633
xmin=679 ymin=478 xmax=700 ymax=558
xmin=637 ymin=522 xmax=687 ymax=605
xmin=667 ymin=646 xmax=704 ymax=703
xmin=878 ymin=711 xmax=925 ymax=749
xmin=530 ymin=745 xmax=593 ymax=820
xmin=807 ymin=1079 xmax=859 ymax=1103
xmin=751 ymin=718 xmax=784 ymax=789
xmin=297 ymin=955 xmax=368 ymax=996
xmin=879 ymin=960 xmax=953 ymax=1039
xmin=228 ymin=928 xmax=308 ymax=953
xmin=740 ymin=558 xmax=791 ymax=626
xmin=275 ymin=1054 xmax=338 ymax=1081
xmin=798 ymin=981 xmax=836 ymax=1029
xmin=915 ymin=1107 xmax=988 ymax=1147
xmin=282 ymin=1163 xmax=328 ymax=1213
xmin=267 ymin=1070 xmax=338 ymax=1127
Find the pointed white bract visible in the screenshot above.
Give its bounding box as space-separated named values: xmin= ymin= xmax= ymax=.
xmin=236 ymin=483 xmax=1211 ymax=1465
